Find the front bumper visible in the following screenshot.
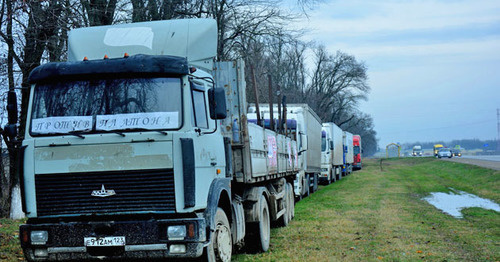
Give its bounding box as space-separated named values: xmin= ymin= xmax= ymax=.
xmin=20 ymin=217 xmax=207 ymax=261
xmin=319 ymin=167 xmax=330 ymax=182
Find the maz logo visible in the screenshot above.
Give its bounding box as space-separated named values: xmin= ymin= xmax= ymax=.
xmin=91 ymin=184 xmax=116 ymax=197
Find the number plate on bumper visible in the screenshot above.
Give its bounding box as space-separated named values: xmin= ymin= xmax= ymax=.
xmin=84 ymin=236 xmax=126 ymax=247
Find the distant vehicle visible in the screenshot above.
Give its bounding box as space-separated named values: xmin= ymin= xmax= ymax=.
xmin=433 ymin=144 xmax=444 ymax=157
xmin=353 ymin=135 xmax=362 ymax=170
xmin=321 ymin=123 xmax=344 ymax=184
xmin=451 ymin=149 xmax=462 ymax=157
xmin=437 ymin=148 xmax=453 ymax=158
xmin=343 ymin=131 xmax=354 ymax=175
xmin=412 ymin=145 xmax=423 ymax=156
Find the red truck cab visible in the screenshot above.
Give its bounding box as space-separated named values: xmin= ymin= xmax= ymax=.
xmin=353 ymin=135 xmax=362 ymax=170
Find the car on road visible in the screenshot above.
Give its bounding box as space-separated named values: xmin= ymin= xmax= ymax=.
xmin=437 ymin=148 xmax=453 ymax=158
xmin=451 ymin=149 xmax=462 ymax=157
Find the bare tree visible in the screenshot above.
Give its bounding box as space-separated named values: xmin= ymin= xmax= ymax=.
xmin=341 ymin=111 xmax=378 ymax=156
xmin=307 ymin=47 xmax=369 ymax=123
xmin=0 ymin=0 xmax=76 ymax=217
xmin=80 ymin=0 xmax=118 ymax=26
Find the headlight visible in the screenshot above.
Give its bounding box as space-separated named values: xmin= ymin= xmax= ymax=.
xmin=169 ymin=244 xmax=186 ymax=254
xmin=168 ymin=225 xmax=187 ymax=240
xmin=31 ymin=231 xmax=48 ymax=245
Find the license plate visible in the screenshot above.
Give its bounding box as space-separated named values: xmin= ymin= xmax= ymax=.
xmin=84 ymin=236 xmax=126 ymax=247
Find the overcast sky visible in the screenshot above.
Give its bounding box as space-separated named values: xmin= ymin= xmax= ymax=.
xmin=294 ymin=0 xmax=500 ymax=148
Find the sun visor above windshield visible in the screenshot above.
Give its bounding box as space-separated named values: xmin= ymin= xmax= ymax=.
xmin=28 ymin=55 xmax=188 ymax=83
xmin=68 ymin=19 xmax=217 ymax=71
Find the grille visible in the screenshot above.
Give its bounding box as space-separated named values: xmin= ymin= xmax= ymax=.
xmin=35 ymin=169 xmax=175 ymax=217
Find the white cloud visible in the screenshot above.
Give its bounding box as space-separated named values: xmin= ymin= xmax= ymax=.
xmin=304 ymin=0 xmax=500 ymax=36
xmin=330 ymin=37 xmax=500 ymax=62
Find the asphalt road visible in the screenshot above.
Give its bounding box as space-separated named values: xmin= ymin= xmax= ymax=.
xmin=443 ymin=155 xmax=500 ymax=171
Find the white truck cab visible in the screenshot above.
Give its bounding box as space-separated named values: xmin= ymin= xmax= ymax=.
xmin=18 ymin=19 xmax=297 ymax=261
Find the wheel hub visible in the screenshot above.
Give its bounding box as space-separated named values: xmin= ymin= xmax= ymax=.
xmin=215 ymin=223 xmax=231 ymax=261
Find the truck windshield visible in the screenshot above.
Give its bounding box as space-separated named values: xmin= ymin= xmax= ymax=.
xmin=321 ymin=137 xmax=327 ymax=151
xmin=354 ymin=146 xmax=360 ymax=155
xmin=31 ymin=77 xmax=182 ymax=135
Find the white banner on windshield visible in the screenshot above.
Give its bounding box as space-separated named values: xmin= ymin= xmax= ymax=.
xmin=96 ymin=112 xmax=179 ymax=131
xmin=32 ymin=116 xmax=93 ymax=134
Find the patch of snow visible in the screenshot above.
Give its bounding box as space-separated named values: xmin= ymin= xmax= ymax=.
xmin=422 ymin=188 xmax=500 ymax=218
xmin=10 ymin=185 xmax=25 ymax=219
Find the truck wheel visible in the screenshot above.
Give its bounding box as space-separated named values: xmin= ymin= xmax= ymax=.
xmin=313 ymin=174 xmax=318 ymax=192
xmin=246 ymin=195 xmax=270 ymax=252
xmin=278 ymin=183 xmax=291 ymax=227
xmin=287 ymin=183 xmax=295 ymax=219
xmin=305 ymin=175 xmax=310 ymax=197
xmin=207 ymin=208 xmax=232 ymax=262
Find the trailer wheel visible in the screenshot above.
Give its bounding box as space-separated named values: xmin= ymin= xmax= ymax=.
xmin=278 ymin=182 xmax=292 ymax=227
xmin=287 ymin=182 xmax=295 ymax=219
xmin=246 ymin=195 xmax=270 ymax=252
xmin=305 ymin=175 xmax=310 ymax=197
xmin=207 ymin=208 xmax=232 ymax=262
xmin=313 ymin=174 xmax=318 ymax=192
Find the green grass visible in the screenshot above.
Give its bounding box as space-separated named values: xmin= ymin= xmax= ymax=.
xmin=233 ymin=158 xmax=499 ymax=261
xmin=1 ymin=158 xmax=498 ymax=261
xmin=0 ymin=218 xmax=25 ymax=261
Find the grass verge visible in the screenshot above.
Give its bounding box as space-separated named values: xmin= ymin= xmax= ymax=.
xmin=233 ymin=157 xmax=499 ymax=261
xmin=0 ymin=158 xmax=498 ymax=261
xmin=0 ymin=218 xmax=25 ymax=261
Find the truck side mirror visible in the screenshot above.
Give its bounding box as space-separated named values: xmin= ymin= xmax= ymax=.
xmin=7 ymin=90 xmax=18 ymax=124
xmin=4 ymin=90 xmax=18 ymax=139
xmin=329 ymin=141 xmax=334 ymax=150
xmin=208 ymin=87 xmax=227 ymax=120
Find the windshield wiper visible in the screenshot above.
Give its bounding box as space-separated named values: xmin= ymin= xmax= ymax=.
xmin=103 ymin=128 xmax=168 ymax=136
xmin=113 ymin=131 xmax=126 ymax=137
xmin=67 ymin=131 xmax=86 ymax=139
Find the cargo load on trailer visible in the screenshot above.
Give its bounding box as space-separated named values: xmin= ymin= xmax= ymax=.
xmin=248 ymin=104 xmax=322 ymax=200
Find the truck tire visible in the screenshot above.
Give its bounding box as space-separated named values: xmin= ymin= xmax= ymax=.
xmin=309 ymin=174 xmax=317 ymax=193
xmin=278 ymin=182 xmax=293 ymax=227
xmin=305 ymin=175 xmax=310 ymax=197
xmin=207 ymin=208 xmax=232 ymax=262
xmin=287 ymin=182 xmax=295 ymax=219
xmin=313 ymin=174 xmax=318 ymax=192
xmin=246 ymin=195 xmax=270 ymax=252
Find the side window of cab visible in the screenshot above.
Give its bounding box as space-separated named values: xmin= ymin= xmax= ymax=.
xmin=191 ymin=82 xmax=209 ymax=129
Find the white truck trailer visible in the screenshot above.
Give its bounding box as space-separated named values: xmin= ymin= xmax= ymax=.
xmin=343 ymin=131 xmax=354 ymax=175
xmin=16 ymin=19 xmax=297 ymax=262
xmin=248 ymin=104 xmax=322 ymax=199
xmin=320 ymin=122 xmax=344 ymax=183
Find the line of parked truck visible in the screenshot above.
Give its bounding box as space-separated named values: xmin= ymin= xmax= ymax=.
xmin=9 ymin=19 xmax=362 ymax=261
